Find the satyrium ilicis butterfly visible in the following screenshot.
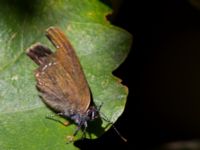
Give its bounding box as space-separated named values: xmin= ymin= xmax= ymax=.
xmin=26 ymin=27 xmax=99 ymax=141
xmin=26 ymin=26 xmax=127 ymax=142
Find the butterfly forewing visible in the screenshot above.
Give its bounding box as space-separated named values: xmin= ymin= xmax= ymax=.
xmin=27 ymin=27 xmax=91 ymax=116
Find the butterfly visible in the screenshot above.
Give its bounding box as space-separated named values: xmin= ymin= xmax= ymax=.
xmin=26 ymin=27 xmax=99 ymax=139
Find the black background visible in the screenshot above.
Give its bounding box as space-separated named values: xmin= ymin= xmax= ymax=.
xmin=77 ymin=0 xmax=200 ymax=150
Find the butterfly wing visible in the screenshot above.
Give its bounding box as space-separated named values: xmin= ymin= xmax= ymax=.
xmin=26 ymin=43 xmax=53 ymax=66
xmin=26 ymin=27 xmax=91 ymax=116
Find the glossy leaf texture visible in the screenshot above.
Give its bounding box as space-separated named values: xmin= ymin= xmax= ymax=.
xmin=0 ymin=0 xmax=132 ymax=149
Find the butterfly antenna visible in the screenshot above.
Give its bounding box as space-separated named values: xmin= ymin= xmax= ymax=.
xmin=100 ymin=112 xmax=127 ymax=142
xmin=111 ymin=124 xmax=127 ymax=142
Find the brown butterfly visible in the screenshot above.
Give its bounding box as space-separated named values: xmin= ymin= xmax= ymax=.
xmin=26 ymin=27 xmax=99 ymax=137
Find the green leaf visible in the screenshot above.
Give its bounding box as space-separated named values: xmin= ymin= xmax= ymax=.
xmin=0 ymin=0 xmax=132 ymax=149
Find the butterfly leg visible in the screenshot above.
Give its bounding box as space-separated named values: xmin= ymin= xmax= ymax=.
xmin=46 ymin=113 xmax=70 ymax=126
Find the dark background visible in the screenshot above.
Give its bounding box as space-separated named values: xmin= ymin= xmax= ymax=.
xmin=77 ymin=0 xmax=200 ymax=150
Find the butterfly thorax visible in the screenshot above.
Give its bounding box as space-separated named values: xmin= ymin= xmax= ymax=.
xmin=69 ymin=106 xmax=99 ymax=127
